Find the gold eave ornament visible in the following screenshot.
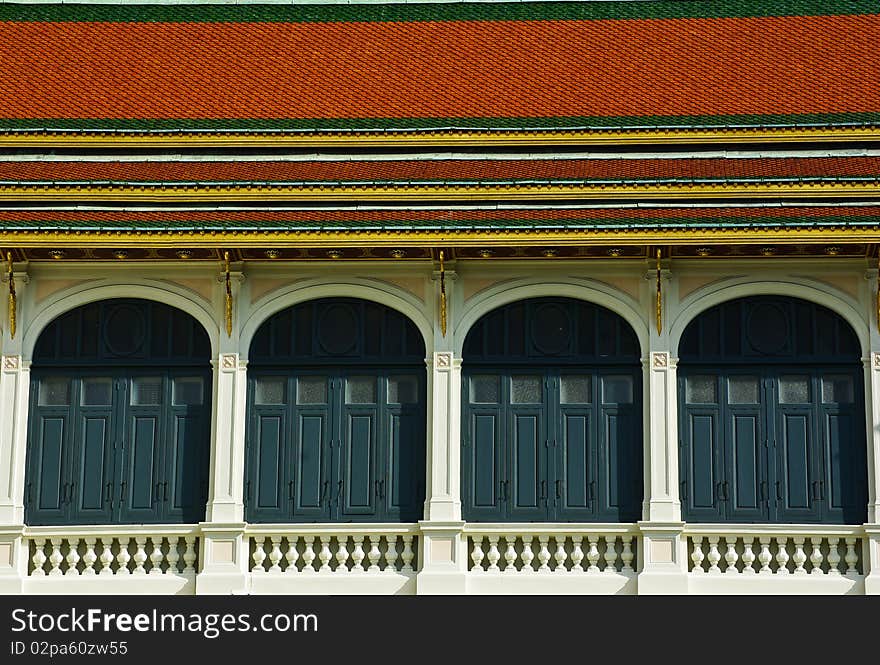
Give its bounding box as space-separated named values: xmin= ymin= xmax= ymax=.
xmin=1 ymin=125 xmax=879 ymax=149
xmin=6 ymin=251 xmax=15 ymax=339
xmin=655 ymin=248 xmax=662 ymax=334
xmin=438 ymin=250 xmax=447 ymax=337
xmin=223 ymin=251 xmax=232 ymax=337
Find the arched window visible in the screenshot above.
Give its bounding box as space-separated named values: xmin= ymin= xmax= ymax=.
xmin=462 ymin=297 xmax=643 ymax=522
xmin=26 ymin=299 xmax=212 ymax=525
xmin=679 ymin=296 xmax=867 ymax=524
xmin=246 ymin=298 xmax=426 ymax=523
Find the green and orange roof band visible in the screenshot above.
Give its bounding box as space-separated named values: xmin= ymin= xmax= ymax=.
xmin=0 ymin=1 xmax=879 ymax=146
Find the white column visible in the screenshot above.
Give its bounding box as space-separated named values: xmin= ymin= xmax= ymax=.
xmin=205 ymin=353 xmax=247 ymax=523
xmin=643 ymin=351 xmax=681 ymax=522
xmin=0 ymin=355 xmax=29 ymax=526
xmin=424 ymin=352 xmax=462 ymax=521
xmin=864 ymin=353 xmax=880 ymax=524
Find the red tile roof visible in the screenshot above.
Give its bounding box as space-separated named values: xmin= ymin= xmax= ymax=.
xmin=2 ymin=157 xmax=878 ymax=184
xmin=0 ymin=7 xmax=877 ymax=130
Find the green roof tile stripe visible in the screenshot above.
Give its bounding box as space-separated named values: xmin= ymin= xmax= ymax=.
xmin=3 ymin=113 xmax=880 ymax=133
xmin=0 ymin=1 xmax=877 ymax=24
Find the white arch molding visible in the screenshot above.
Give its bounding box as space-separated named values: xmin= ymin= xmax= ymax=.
xmin=240 ymin=279 xmax=433 ymax=360
xmin=22 ymin=281 xmax=220 ymax=360
xmin=670 ymin=277 xmax=870 ymax=357
xmin=454 ymin=278 xmax=650 ymax=357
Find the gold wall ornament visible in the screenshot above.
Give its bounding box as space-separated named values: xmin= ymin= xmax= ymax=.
xmin=224 ymin=250 xmax=232 ymax=337
xmin=6 ymin=251 xmax=15 ymax=339
xmin=655 ymin=247 xmax=662 ymax=334
xmin=439 ymin=250 xmax=447 ymax=337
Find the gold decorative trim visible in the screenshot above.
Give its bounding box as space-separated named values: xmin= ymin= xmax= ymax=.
xmin=438 ymin=250 xmax=447 ymax=338
xmin=655 ymin=247 xmax=662 ymax=334
xmin=223 ymin=250 xmax=232 ymax=337
xmin=0 ymin=182 xmax=878 ymax=202
xmin=1 ymin=126 xmax=880 ymax=149
xmin=6 ymin=251 xmax=15 ymax=339
xmin=5 ymin=228 xmax=880 ymax=248
xmin=876 ymin=252 xmax=880 ymax=334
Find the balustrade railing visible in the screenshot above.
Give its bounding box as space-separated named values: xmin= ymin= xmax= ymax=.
xmin=465 ymin=525 xmax=638 ymax=574
xmin=245 ymin=525 xmax=418 ymax=575
xmin=684 ymin=526 xmax=865 ymax=576
xmin=24 ymin=526 xmax=200 ymax=577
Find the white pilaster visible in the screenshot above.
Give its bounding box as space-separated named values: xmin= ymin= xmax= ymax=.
xmin=205 ymin=354 xmax=247 ymax=523
xmin=425 ymin=352 xmax=462 ymax=521
xmin=864 ymin=353 xmax=880 ymax=524
xmin=0 ymin=355 xmax=29 ymax=525
xmin=642 ymin=351 xmax=681 ymax=522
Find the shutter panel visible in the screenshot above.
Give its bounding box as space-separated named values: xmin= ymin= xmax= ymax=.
xmin=293 ymin=409 xmax=331 ymax=522
xmin=774 ymin=406 xmax=821 ymax=523
xmin=507 ymin=410 xmax=546 ymax=521
xmin=682 ymin=409 xmax=722 ymax=521
xmin=386 ymin=408 xmax=423 ymax=522
xmin=29 ymin=414 xmax=69 ymax=525
xmin=250 ymin=412 xmax=286 ymax=521
xmin=555 ymin=411 xmax=593 ymax=521
xmin=69 ymin=413 xmax=115 ymax=524
xmin=337 ymin=376 xmax=379 ymax=520
xmin=725 ymin=411 xmax=767 ymax=522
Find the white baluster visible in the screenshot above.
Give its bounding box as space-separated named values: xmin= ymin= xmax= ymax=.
xmin=844 ymin=537 xmax=859 ymax=575
xmin=521 ymin=537 xmax=535 ymax=573
xmin=603 ymin=536 xmax=618 ymax=573
xmin=690 ymin=537 xmax=705 ymax=573
xmin=775 ymin=537 xmax=790 ymax=574
xmin=621 ymin=538 xmax=634 ymax=572
xmin=318 ymin=537 xmax=333 ymax=572
xmin=537 ymin=536 xmax=551 ymax=572
xmin=384 ymin=535 xmax=399 ymax=573
xmin=132 ymin=537 xmax=148 ymax=575
xmin=268 ymin=537 xmax=283 ymax=574
xmin=553 ymin=537 xmax=568 ymax=573
xmin=486 ymin=536 xmax=501 ymax=572
xmin=116 ymin=538 xmax=132 ymax=575
xmin=48 ymin=538 xmax=64 ymax=576
xmin=82 ymin=538 xmax=97 ymax=576
xmin=334 ymin=536 xmax=350 ymax=573
xmin=570 ymin=536 xmax=584 ymax=573
xmin=470 ymin=537 xmax=485 ymax=572
xmin=251 ymin=537 xmax=267 ymax=573
xmin=302 ymin=536 xmax=317 ymax=573
xmin=758 ymin=538 xmax=773 ymax=575
xmin=503 ymin=537 xmax=517 ymax=573
xmin=724 ymin=538 xmax=739 ymax=575
xmin=99 ymin=540 xmax=114 ymax=576
xmin=367 ymin=536 xmax=382 ymax=573
xmin=586 ymin=537 xmax=600 ymax=573
xmin=351 ymin=536 xmax=365 ymax=573
xmin=284 ymin=537 xmax=300 ymax=574
xmin=706 ymin=536 xmax=721 ymax=574
xmin=792 ymin=537 xmax=807 ymax=575
xmin=149 ymin=537 xmax=164 ymax=575
xmin=183 ymin=537 xmax=197 ymax=574
xmin=401 ymin=536 xmax=415 ymax=572
xmin=64 ymin=538 xmax=81 ymax=576
xmin=827 ymin=537 xmax=841 ymax=575
xmin=31 ymin=538 xmax=47 ymax=576
xmin=809 ymin=538 xmax=824 ymax=575
xmin=166 ymin=537 xmax=180 ymax=575
xmin=741 ymin=537 xmax=756 ymax=575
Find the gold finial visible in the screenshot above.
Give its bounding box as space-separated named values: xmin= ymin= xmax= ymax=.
xmin=656 ymin=247 xmax=662 ymax=334
xmin=439 ymin=250 xmax=447 ymax=337
xmin=6 ymin=251 xmax=15 ymax=339
xmin=224 ymin=250 xmax=232 ymax=337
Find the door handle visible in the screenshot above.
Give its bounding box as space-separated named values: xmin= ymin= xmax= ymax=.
xmin=163 ymin=482 xmax=168 ymax=502
xmin=105 ymin=482 xmax=113 ymax=504
xmin=336 ymin=480 xmax=344 ymax=504
xmin=722 ymin=481 xmax=729 ymax=501
xmin=155 ymin=482 xmax=163 ymax=503
xmin=760 ymin=480 xmax=768 ymax=502
xmin=819 ymin=480 xmax=825 ymax=500
xmin=119 ymin=480 xmax=126 ymax=503
xmin=775 ymin=481 xmax=783 ymax=501
xmin=378 ymin=480 xmax=385 ymax=500
xmin=289 ymin=480 xmax=295 ymax=501
xmin=68 ymin=482 xmax=76 ymax=504
xmin=319 ymin=480 xmax=329 ymax=504
xmin=812 ymin=480 xmax=821 ymax=501
xmin=498 ymin=481 xmax=506 ymax=502
xmin=680 ymin=480 xmax=688 ymax=501
xmin=61 ymin=482 xmax=69 ymax=504
xmin=589 ymin=480 xmax=596 ymax=503
xmin=540 ymin=480 xmax=546 ymax=501
xmin=555 ymin=479 xmax=562 ymax=500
